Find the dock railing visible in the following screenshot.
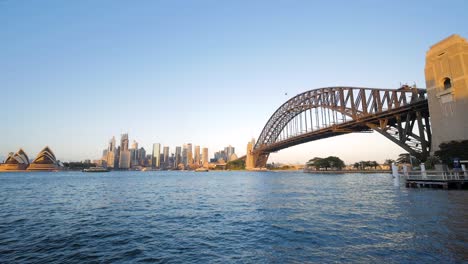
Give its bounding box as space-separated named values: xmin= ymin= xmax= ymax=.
xmin=391 ymin=163 xmax=467 ymax=186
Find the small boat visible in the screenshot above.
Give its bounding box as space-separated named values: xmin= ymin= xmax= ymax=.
xmin=195 ymin=168 xmax=209 ymax=172
xmin=83 ymin=167 xmax=110 ymax=173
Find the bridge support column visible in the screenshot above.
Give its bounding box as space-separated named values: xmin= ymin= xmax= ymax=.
xmin=425 ymin=34 xmax=468 ymax=153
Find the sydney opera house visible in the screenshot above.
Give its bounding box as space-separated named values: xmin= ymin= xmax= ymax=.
xmin=0 ymin=146 xmax=61 ymax=172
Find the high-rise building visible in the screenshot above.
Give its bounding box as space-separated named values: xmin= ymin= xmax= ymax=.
xmin=119 ymin=133 xmax=131 ymax=169
xmin=186 ymin=143 xmax=193 ymax=165
xmin=182 ymin=146 xmax=188 ymax=166
xmin=132 ymin=141 xmax=138 ymax=149
xmin=194 ymin=145 xmax=201 ymax=165
xmin=163 ymin=146 xmax=169 ymax=164
xmin=106 ymin=136 xmax=117 ymax=169
xmin=152 ymin=143 xmax=161 ymax=168
xmin=138 ymin=147 xmax=146 ymax=166
xmin=202 ymin=147 xmax=208 ymax=167
xmin=130 ymin=140 xmax=139 ymax=167
xmin=224 ymin=145 xmax=235 ymax=161
xmin=175 ymin=146 xmax=182 ymax=168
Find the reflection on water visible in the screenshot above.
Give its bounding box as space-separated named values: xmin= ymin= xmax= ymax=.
xmin=0 ymin=171 xmax=467 ymax=263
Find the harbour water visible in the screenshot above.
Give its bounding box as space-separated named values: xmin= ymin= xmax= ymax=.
xmin=0 ymin=171 xmax=467 ymax=263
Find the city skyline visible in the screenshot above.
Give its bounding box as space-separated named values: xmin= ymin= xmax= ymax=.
xmin=95 ymin=133 xmax=234 ymax=169
xmin=1 ymin=1 xmax=467 ymax=164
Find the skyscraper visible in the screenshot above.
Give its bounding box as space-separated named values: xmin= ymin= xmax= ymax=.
xmin=106 ymin=136 xmax=117 ymax=169
xmin=225 ymin=145 xmax=235 ymax=161
xmin=175 ymin=146 xmax=182 ymax=168
xmin=152 ymin=143 xmax=161 ymax=169
xmin=202 ymin=147 xmax=208 ymax=167
xmin=119 ymin=133 xmax=130 ymax=169
xmin=186 ymin=143 xmax=193 ymax=165
xmin=130 ymin=140 xmax=139 ymax=167
xmin=194 ymin=145 xmax=200 ymax=165
xmin=182 ymin=146 xmax=188 ymax=166
xmin=163 ymin=146 xmax=169 ymax=164
xmin=138 ymin=147 xmax=146 ymax=166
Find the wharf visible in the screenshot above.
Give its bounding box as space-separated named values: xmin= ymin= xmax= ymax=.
xmin=404 ymin=171 xmax=468 ymax=190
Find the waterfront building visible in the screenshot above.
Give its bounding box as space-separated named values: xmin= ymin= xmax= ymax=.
xmin=202 ymin=148 xmax=208 ymax=167
xmin=182 ymin=147 xmax=188 ymax=166
xmin=175 ymin=146 xmax=182 ymax=168
xmin=214 ymin=150 xmax=226 ymax=162
xmin=186 ymin=143 xmax=193 ymax=165
xmin=229 ymin=153 xmax=238 ymax=161
xmin=106 ymin=136 xmax=117 ymax=169
xmin=0 ymin=149 xmax=30 ymax=171
xmin=27 ymin=146 xmax=59 ymax=171
xmin=194 ymin=145 xmax=200 ymax=165
xmin=152 ymin=143 xmax=161 ymax=169
xmin=130 ymin=140 xmax=139 ymax=167
xmin=425 ymin=34 xmax=468 ymax=152
xmin=119 ymin=134 xmax=130 ymax=169
xmin=224 ymin=145 xmax=235 ymax=161
xmin=163 ymin=146 xmax=169 ymax=164
xmin=138 ymin=147 xmax=146 ymax=166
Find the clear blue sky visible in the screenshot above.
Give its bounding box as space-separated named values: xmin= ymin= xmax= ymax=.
xmin=1 ymin=0 xmax=467 ymax=163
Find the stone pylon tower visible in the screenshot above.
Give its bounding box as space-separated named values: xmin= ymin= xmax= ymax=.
xmin=245 ymin=138 xmax=256 ymax=170
xmin=425 ymin=34 xmax=468 ymax=152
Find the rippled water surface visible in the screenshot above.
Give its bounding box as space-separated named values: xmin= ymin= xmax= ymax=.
xmin=0 ymin=171 xmax=467 ymax=263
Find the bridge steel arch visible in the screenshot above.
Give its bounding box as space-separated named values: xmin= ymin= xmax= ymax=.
xmin=251 ymin=86 xmax=431 ymax=168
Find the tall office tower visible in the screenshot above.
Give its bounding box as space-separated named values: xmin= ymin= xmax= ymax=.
xmin=182 ymin=147 xmax=188 ymax=166
xmin=163 ymin=146 xmax=169 ymax=164
xmin=224 ymin=145 xmax=235 ymax=161
xmin=106 ymin=136 xmax=117 ymax=169
xmin=130 ymin=140 xmax=139 ymax=167
xmin=131 ymin=140 xmax=138 ymax=150
xmin=115 ymin=146 xmax=121 ymax=168
xmin=202 ymin=148 xmax=208 ymax=167
xmin=102 ymin=149 xmax=108 ymax=159
xmin=152 ymin=143 xmax=161 ymax=169
xmin=194 ymin=145 xmax=201 ymax=165
xmin=138 ymin=147 xmax=146 ymax=166
xmin=119 ymin=134 xmax=131 ymax=169
xmin=175 ymin=146 xmax=182 ymax=168
xmin=186 ymin=143 xmax=193 ymax=165
xmin=214 ymin=150 xmax=226 ymax=162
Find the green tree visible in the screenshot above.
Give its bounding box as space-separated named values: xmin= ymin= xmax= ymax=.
xmin=384 ymin=159 xmax=395 ymax=166
xmin=369 ymin=161 xmax=379 ymax=170
xmin=353 ymin=162 xmax=361 ymax=170
xmin=326 ymin=156 xmax=345 ymax=170
xmin=306 ymin=156 xmax=345 ymax=171
xmin=226 ymin=159 xmax=245 ymax=170
xmin=424 ymin=155 xmax=440 ymax=170
xmin=434 ymin=140 xmax=468 ymax=168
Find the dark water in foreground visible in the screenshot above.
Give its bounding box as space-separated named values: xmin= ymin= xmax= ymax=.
xmin=0 ymin=171 xmax=467 ymax=263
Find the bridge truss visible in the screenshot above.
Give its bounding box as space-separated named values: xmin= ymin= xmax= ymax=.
xmin=252 ymin=86 xmax=431 ymax=168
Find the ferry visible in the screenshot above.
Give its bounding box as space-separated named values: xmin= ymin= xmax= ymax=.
xmin=82 ymin=167 xmax=110 ymax=173
xmin=195 ymin=168 xmax=209 ymax=172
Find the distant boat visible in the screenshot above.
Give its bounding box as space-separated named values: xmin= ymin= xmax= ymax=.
xmin=195 ymin=168 xmax=209 ymax=172
xmin=83 ymin=167 xmax=110 ymax=173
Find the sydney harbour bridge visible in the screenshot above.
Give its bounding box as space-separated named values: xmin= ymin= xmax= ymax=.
xmin=244 ymin=86 xmax=431 ymax=168
xmin=239 ymin=35 xmax=468 ymax=169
